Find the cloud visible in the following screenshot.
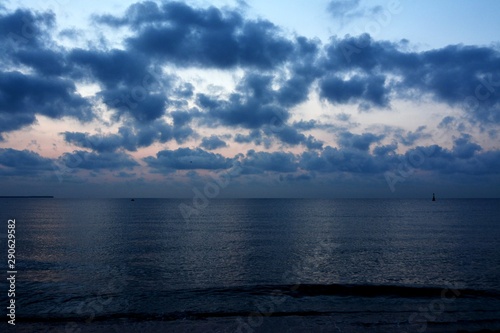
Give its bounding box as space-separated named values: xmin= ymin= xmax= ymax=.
xmin=0 ymin=148 xmax=54 ymax=175
xmin=0 ymin=9 xmax=55 ymax=49
xmin=327 ymin=0 xmax=383 ymax=24
xmin=0 ymin=9 xmax=94 ymax=139
xmin=395 ymin=126 xmax=430 ymax=146
xmin=196 ymin=68 xmax=323 ymax=147
xmin=200 ymin=135 xmax=228 ymax=150
xmin=452 ymin=134 xmax=482 ymax=159
xmin=241 ymin=150 xmax=298 ymax=174
xmin=97 ymin=1 xmax=294 ymax=70
xmin=300 ymin=146 xmax=392 ymax=174
xmin=198 ymin=92 xmax=286 ymax=129
xmin=13 ymin=48 xmax=67 ymax=76
xmin=323 ymin=35 xmax=500 ymax=124
xmin=373 ymin=143 xmax=398 ymax=157
xmin=338 ymin=131 xmax=384 ymax=151
xmin=61 ymin=120 xmax=177 ymax=152
xmin=59 ymin=151 xmax=139 ymax=170
xmin=101 ymin=88 xmax=168 ymax=122
xmin=144 ymin=148 xmax=234 ymax=172
xmin=279 ymin=173 xmax=315 ymax=182
xmin=270 ymin=125 xmax=323 ymax=149
xmin=0 ymin=71 xmax=93 ymax=137
xmin=69 ymin=48 xmax=152 ymax=89
xmin=234 ymin=130 xmax=272 ymax=148
xmin=69 ymin=48 xmax=172 ymax=123
xmin=1 ymin=3 xmax=500 ymax=195
xmin=327 ymin=0 xmax=361 ymax=18
xmin=319 ymin=74 xmax=389 ymax=110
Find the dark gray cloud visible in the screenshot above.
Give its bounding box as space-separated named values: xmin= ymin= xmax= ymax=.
xmin=196 ymin=73 xmax=290 ymax=130
xmin=61 ymin=120 xmax=180 ymax=152
xmin=270 ymin=126 xmax=323 ymax=150
xmin=234 ymin=130 xmax=272 ymax=148
xmin=144 ymin=148 xmax=234 ymax=172
xmin=96 ymin=1 xmax=294 ymax=70
xmin=338 ymin=131 xmax=384 ymax=151
xmin=200 ymin=135 xmax=228 ymax=150
xmin=101 ymin=88 xmax=168 ymax=122
xmin=373 ymin=143 xmax=398 ymax=157
xmin=395 ymin=126 xmax=430 ymax=146
xmin=319 ymin=74 xmax=389 ymax=110
xmin=59 ymin=151 xmax=139 ymax=170
xmin=0 ymin=148 xmax=54 ymax=175
xmin=300 ymin=146 xmax=392 ymax=174
xmin=1 ymin=3 xmax=500 ymax=193
xmin=326 ymin=0 xmax=383 ymax=26
xmin=323 ymin=35 xmax=500 ymax=123
xmin=327 ymin=0 xmax=361 ymax=17
xmin=69 ymin=48 xmax=151 ymax=89
xmin=0 ymin=9 xmax=93 ymax=139
xmin=195 ymin=68 xmax=323 ymax=147
xmin=279 ymin=173 xmax=316 ymax=182
xmin=452 ymin=134 xmax=482 ymax=159
xmin=0 ymin=71 xmax=93 ymax=138
xmin=0 ymin=8 xmax=55 ymax=49
xmin=92 ymin=1 xmax=321 ymax=147
xmin=13 ymin=48 xmax=67 ymax=76
xmin=241 ymin=150 xmax=298 ymax=174
xmin=69 ymin=48 xmax=172 ymax=123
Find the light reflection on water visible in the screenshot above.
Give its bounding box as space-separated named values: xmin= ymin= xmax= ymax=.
xmin=0 ymin=198 xmax=499 ymax=324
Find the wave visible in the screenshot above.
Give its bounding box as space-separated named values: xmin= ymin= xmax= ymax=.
xmin=16 ymin=283 xmax=500 ymax=323
xmin=179 ymin=283 xmax=500 ymax=299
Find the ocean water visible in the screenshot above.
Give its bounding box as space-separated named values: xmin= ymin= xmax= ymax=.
xmin=0 ymin=198 xmax=499 ymax=332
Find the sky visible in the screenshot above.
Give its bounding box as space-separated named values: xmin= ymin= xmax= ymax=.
xmin=0 ymin=0 xmax=499 ymax=198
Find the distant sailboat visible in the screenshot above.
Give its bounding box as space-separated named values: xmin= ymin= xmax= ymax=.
xmin=432 ymin=193 xmax=436 ymax=201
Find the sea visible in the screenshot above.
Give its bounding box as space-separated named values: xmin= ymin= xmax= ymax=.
xmin=0 ymin=198 xmax=499 ymax=333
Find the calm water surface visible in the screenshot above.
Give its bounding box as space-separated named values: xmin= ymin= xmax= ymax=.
xmin=0 ymin=199 xmax=499 ymax=332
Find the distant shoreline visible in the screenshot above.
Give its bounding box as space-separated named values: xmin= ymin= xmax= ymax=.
xmin=0 ymin=196 xmax=54 ymax=198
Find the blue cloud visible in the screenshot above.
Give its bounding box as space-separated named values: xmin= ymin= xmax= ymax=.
xmin=242 ymin=150 xmax=298 ymax=174
xmin=61 ymin=120 xmax=176 ymax=152
xmin=320 ymin=74 xmax=389 ymax=109
xmin=200 ymin=135 xmax=228 ymax=150
xmin=0 ymin=71 xmax=93 ymax=136
xmin=452 ymin=134 xmax=482 ymax=159
xmin=323 ymin=35 xmax=500 ymax=123
xmin=97 ymin=1 xmax=293 ymax=70
xmin=327 ymin=0 xmax=361 ymax=17
xmin=59 ymin=151 xmax=139 ymax=170
xmin=300 ymin=146 xmax=392 ymax=174
xmin=144 ymin=148 xmax=234 ymax=172
xmin=0 ymin=148 xmax=54 ymax=175
xmin=338 ymin=132 xmax=384 ymax=151
xmin=0 ymin=9 xmax=55 ymax=49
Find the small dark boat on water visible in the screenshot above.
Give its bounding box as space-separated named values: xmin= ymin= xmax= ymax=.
xmin=432 ymin=193 xmax=436 ymax=201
